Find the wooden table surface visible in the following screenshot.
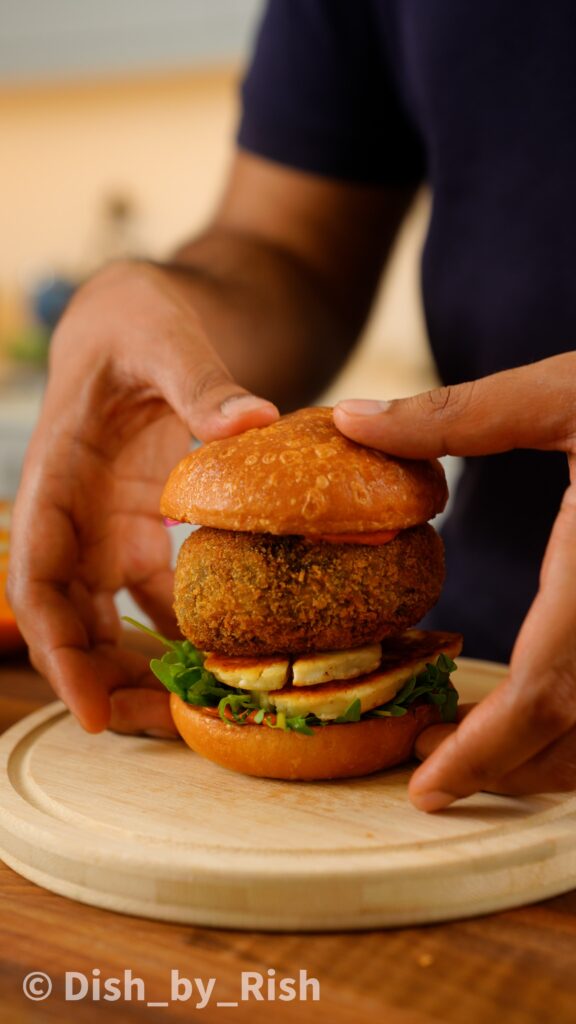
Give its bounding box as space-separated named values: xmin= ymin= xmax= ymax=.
xmin=2 ymin=653 xmax=576 ymax=1024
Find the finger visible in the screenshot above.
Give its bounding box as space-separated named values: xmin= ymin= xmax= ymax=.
xmin=405 ymin=468 xmax=573 ymax=806
xmin=416 ymin=717 xmax=576 ymax=797
xmin=127 ymin=566 xmax=178 ymax=638
xmin=408 ymin=657 xmax=576 ymax=812
xmin=109 ymin=687 xmax=178 ymax=737
xmin=485 ymin=723 xmax=576 ymax=795
xmin=142 ymin=307 xmax=279 ymax=443
xmin=332 ymin=353 xmax=576 ymax=458
xmin=414 ymin=723 xmax=457 ymax=763
xmin=10 ymin=555 xmax=166 ymax=733
xmin=35 ymin=641 xmax=168 ymax=733
xmin=414 ymin=721 xmax=576 ymax=798
xmin=409 ymin=466 xmax=576 ymax=810
xmin=68 ymin=582 xmax=121 ymax=647
xmin=413 ymin=703 xmax=476 ymax=760
xmin=8 ymin=465 xmax=111 ymax=729
xmin=34 ymin=640 xmax=113 ymax=732
xmin=110 ymin=264 xmax=280 ymax=444
xmin=408 ymin=465 xmax=576 ymax=811
xmin=8 ymin=490 xmax=103 ymax=729
xmin=48 ymin=261 xmax=280 ymax=448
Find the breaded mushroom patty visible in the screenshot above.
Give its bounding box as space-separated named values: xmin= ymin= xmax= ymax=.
xmin=174 ymin=525 xmax=445 ymax=656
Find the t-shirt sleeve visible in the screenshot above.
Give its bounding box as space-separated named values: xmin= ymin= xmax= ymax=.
xmin=237 ymin=0 xmax=426 ymax=185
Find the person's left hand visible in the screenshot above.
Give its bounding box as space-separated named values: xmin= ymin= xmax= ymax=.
xmin=333 ymin=352 xmax=576 ymax=811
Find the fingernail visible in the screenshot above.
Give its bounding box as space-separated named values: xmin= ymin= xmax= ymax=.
xmin=336 ymin=399 xmax=391 ymax=416
xmin=411 ymin=790 xmax=455 ymax=813
xmin=143 ymin=728 xmax=178 ymax=740
xmin=220 ymin=394 xmax=275 ymax=418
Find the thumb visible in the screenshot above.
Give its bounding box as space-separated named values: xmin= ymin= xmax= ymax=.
xmin=151 ymin=321 xmax=279 ymax=444
xmin=333 ymin=354 xmax=576 ymax=459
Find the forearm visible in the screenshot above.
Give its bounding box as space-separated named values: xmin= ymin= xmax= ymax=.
xmin=162 ymin=225 xmax=364 ymax=411
xmin=157 ymin=152 xmax=416 ymax=410
xmin=56 ymin=151 xmax=415 ymax=414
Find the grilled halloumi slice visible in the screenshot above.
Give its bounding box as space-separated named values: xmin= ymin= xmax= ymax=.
xmin=268 ymin=667 xmax=405 ymax=720
xmin=204 ymin=654 xmax=289 ymax=692
xmin=204 ymin=644 xmax=381 ymax=691
xmin=292 ymin=644 xmax=381 ymax=686
xmin=268 ymin=631 xmax=463 ymax=721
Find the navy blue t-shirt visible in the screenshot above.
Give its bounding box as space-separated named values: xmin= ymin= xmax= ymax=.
xmin=237 ymin=0 xmax=576 ymax=663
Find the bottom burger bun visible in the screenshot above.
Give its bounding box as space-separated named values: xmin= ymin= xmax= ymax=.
xmin=169 ymin=692 xmax=443 ymax=781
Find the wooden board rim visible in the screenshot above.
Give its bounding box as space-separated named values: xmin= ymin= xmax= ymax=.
xmin=1 ymin=658 xmax=576 ymax=929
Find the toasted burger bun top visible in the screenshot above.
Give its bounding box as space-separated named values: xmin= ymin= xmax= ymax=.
xmin=161 ymin=407 xmax=448 ymax=534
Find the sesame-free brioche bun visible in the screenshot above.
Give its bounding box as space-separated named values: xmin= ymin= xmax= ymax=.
xmin=161 ymin=407 xmax=448 ymax=535
xmin=170 ymin=692 xmax=443 ymax=781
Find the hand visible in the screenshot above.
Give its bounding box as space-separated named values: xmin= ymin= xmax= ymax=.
xmin=8 ymin=260 xmax=278 ymax=735
xmin=334 ymin=352 xmax=576 ymax=809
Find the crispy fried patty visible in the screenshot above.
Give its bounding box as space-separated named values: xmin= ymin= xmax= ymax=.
xmin=174 ymin=525 xmax=445 ymax=656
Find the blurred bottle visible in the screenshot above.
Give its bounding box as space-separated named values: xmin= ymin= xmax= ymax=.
xmin=82 ymin=191 xmax=146 ymax=272
xmin=29 ymin=190 xmax=146 ymax=341
xmin=32 ymin=276 xmax=77 ymax=334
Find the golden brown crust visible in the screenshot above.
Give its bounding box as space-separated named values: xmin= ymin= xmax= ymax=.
xmin=161 ymin=407 xmax=448 ymax=534
xmin=170 ymin=693 xmax=443 ymax=780
xmin=174 ymin=525 xmax=445 ymax=655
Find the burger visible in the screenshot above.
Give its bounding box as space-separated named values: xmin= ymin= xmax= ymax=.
xmin=136 ymin=407 xmax=462 ymax=780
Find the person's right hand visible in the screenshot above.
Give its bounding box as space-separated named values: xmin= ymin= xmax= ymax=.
xmin=7 ymin=260 xmax=278 ymax=736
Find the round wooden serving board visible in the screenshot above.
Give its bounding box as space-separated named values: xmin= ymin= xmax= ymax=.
xmin=1 ymin=658 xmax=575 ymax=930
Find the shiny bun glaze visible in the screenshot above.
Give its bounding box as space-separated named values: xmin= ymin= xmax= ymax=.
xmin=160 ymin=407 xmax=448 ymax=535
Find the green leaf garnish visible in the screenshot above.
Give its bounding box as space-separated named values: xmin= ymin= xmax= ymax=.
xmin=370 ymin=655 xmax=458 ymax=723
xmin=372 ymin=704 xmax=408 ymax=717
xmin=123 ymin=615 xmax=228 ymax=706
xmin=218 ymin=693 xmax=260 ymax=724
xmin=334 ymin=698 xmax=362 ymax=724
xmin=124 ymin=617 xmax=459 ymax=734
xmin=284 ymin=715 xmax=317 ymax=736
xmin=123 ymin=616 xmax=182 ymax=652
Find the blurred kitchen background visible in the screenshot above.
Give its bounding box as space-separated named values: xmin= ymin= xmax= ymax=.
xmin=0 ymin=0 xmax=441 ymax=503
